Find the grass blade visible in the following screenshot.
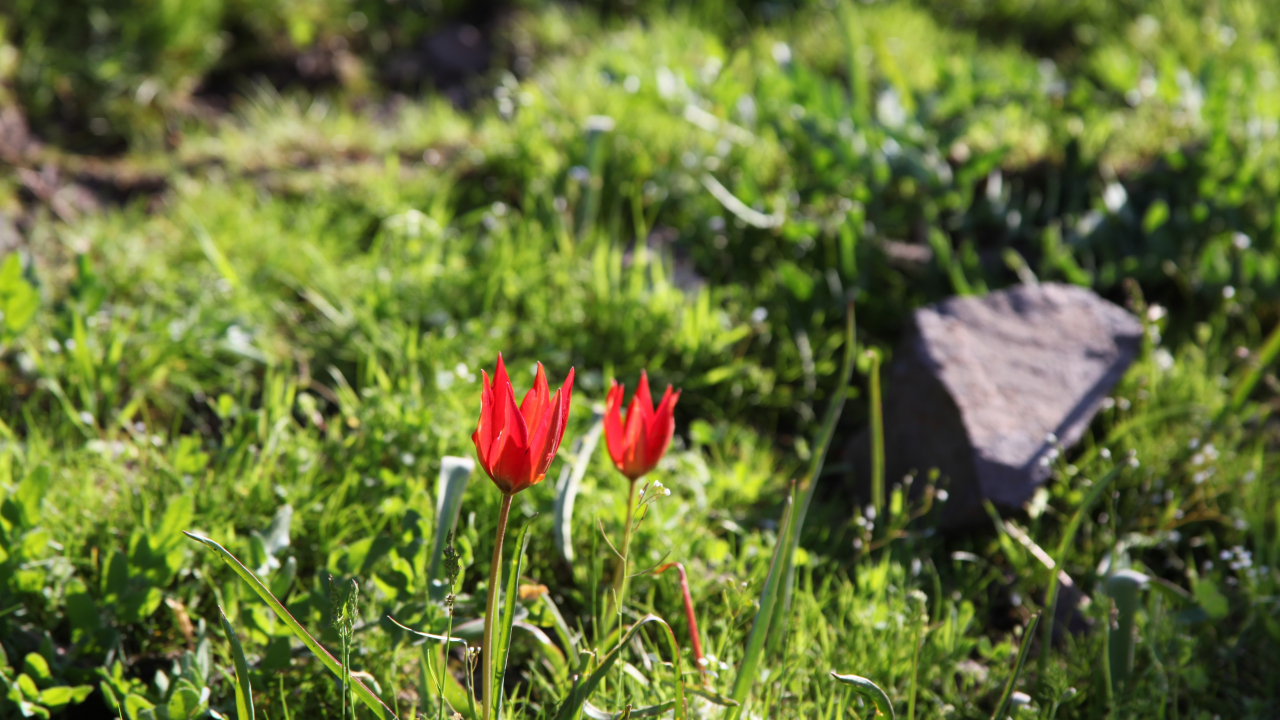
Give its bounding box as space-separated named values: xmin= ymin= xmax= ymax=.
xmin=554 ymin=614 xmax=685 ymax=720
xmin=991 ymin=613 xmax=1040 ymax=720
xmin=1037 ymin=463 xmax=1124 ymax=678
xmin=769 ymin=303 xmax=857 ymax=656
xmin=429 ymin=456 xmax=475 ymax=600
xmin=584 ymin=700 xmax=674 ymax=719
xmin=493 ymin=518 xmax=536 ymax=720
xmin=184 ymin=532 xmax=398 ymax=720
xmin=555 ymin=407 xmax=605 ymax=562
xmin=829 ymin=672 xmax=894 ymax=719
xmin=725 ymin=484 xmax=796 ymax=718
xmin=1228 ymin=319 xmax=1280 ymax=412
xmin=219 ymin=606 xmax=255 ymax=720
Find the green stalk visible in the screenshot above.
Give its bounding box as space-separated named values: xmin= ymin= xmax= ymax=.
xmin=609 ymin=478 xmax=639 ymax=647
xmin=482 ymin=494 xmax=514 ymax=720
xmin=867 ymin=349 xmax=884 ymax=518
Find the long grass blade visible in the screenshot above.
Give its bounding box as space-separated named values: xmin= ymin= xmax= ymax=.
xmin=554 ymin=614 xmax=685 ymax=720
xmin=429 ymin=456 xmax=475 ymax=600
xmin=584 ymin=700 xmax=674 ymax=719
xmin=829 ymin=672 xmax=894 ymax=719
xmin=768 ymin=303 xmax=858 ymax=655
xmin=219 ymin=606 xmax=255 ymax=720
xmin=184 ymin=532 xmax=398 ymax=719
xmin=1228 ymin=319 xmax=1280 ymax=412
xmin=493 ymin=519 xmax=535 ymax=720
xmin=1037 ymin=463 xmax=1124 ymax=678
xmin=991 ymin=613 xmax=1040 ymax=720
xmin=725 ymin=485 xmax=796 ymax=718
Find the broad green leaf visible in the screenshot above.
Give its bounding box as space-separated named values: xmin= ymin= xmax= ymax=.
xmin=16 ymin=673 xmax=38 ymax=700
xmin=428 ymin=456 xmax=473 ymax=600
xmin=185 ymin=532 xmax=398 ymax=719
xmin=829 ymin=672 xmax=894 ymax=719
xmin=22 ymin=654 xmax=52 ymax=686
xmin=166 ymin=685 xmax=204 ymax=720
xmin=37 ymin=684 xmax=92 ymax=710
xmin=124 ymin=692 xmax=155 ymax=720
xmin=220 ymin=606 xmax=254 ymax=720
xmin=553 ymin=614 xmax=685 ymax=720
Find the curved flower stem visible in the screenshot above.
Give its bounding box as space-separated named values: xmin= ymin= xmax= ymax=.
xmin=609 ymin=478 xmax=638 ymax=648
xmin=481 ymin=493 xmax=513 ymax=720
xmin=654 ymin=562 xmax=705 ymax=673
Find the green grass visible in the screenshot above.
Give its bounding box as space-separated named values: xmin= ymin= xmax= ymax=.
xmin=0 ymin=0 xmax=1278 ymax=718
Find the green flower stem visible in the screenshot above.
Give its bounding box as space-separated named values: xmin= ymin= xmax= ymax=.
xmin=482 ymin=493 xmax=513 ymax=720
xmin=610 ymin=478 xmax=638 ymax=647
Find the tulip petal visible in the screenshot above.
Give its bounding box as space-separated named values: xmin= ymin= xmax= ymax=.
xmin=622 ymin=390 xmax=647 ymax=474
xmin=648 ymin=385 xmax=680 ymax=462
xmin=494 ymin=352 xmax=511 ymax=399
xmin=549 ymin=367 xmax=574 ymax=460
xmin=635 ymin=369 xmax=655 ymax=425
xmin=528 ymin=388 xmax=561 ymax=482
xmin=491 ymin=385 xmax=531 ymax=491
xmin=474 ymin=370 xmax=496 ymax=472
xmin=520 ymin=362 xmax=551 ymax=431
xmin=604 ymin=381 xmax=627 ymax=472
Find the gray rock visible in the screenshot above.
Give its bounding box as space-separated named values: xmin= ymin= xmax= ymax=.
xmin=846 ymin=283 xmax=1142 ymax=526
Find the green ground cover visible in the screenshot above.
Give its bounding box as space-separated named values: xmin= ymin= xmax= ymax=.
xmin=0 ymin=0 xmax=1278 ymax=718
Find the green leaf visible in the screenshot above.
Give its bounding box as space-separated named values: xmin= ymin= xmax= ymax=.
xmin=1142 ymin=199 xmax=1170 ymax=234
xmin=829 ymin=672 xmax=894 ymax=719
xmin=22 ymin=654 xmax=52 ymax=687
xmin=553 ymin=614 xmax=685 ymax=720
xmin=1194 ymin=578 xmax=1229 ymax=620
xmin=492 ymin=518 xmax=535 ymax=720
xmin=166 ymin=685 xmax=204 ymax=720
xmin=428 ymin=456 xmax=473 ymax=600
xmin=185 ymin=532 xmax=398 ymax=719
xmin=37 ymin=684 xmax=92 ymax=710
xmin=124 ymin=692 xmax=155 ymax=720
xmin=220 ymin=606 xmax=255 ymax=720
xmin=15 ymin=674 xmax=38 ymax=700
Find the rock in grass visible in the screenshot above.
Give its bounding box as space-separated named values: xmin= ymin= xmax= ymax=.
xmin=847 ymin=283 xmax=1142 ymax=527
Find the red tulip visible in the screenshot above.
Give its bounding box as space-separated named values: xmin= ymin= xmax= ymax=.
xmin=472 ymin=353 xmax=575 ymax=495
xmin=604 ymin=370 xmax=680 ymax=481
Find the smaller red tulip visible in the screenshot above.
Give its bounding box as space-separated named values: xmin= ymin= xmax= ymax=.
xmin=604 ymin=370 xmax=680 ymax=481
xmin=472 ymin=354 xmax=574 ymax=495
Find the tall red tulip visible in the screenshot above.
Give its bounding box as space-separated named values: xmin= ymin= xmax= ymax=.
xmin=604 ymin=370 xmax=680 ymax=481
xmin=472 ymin=353 xmax=575 ymax=496
xmin=602 ymin=370 xmax=680 ymax=643
xmin=472 ymin=353 xmax=573 ymax=720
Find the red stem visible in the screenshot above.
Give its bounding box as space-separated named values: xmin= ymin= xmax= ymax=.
xmin=655 ymin=562 xmax=705 ymax=673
